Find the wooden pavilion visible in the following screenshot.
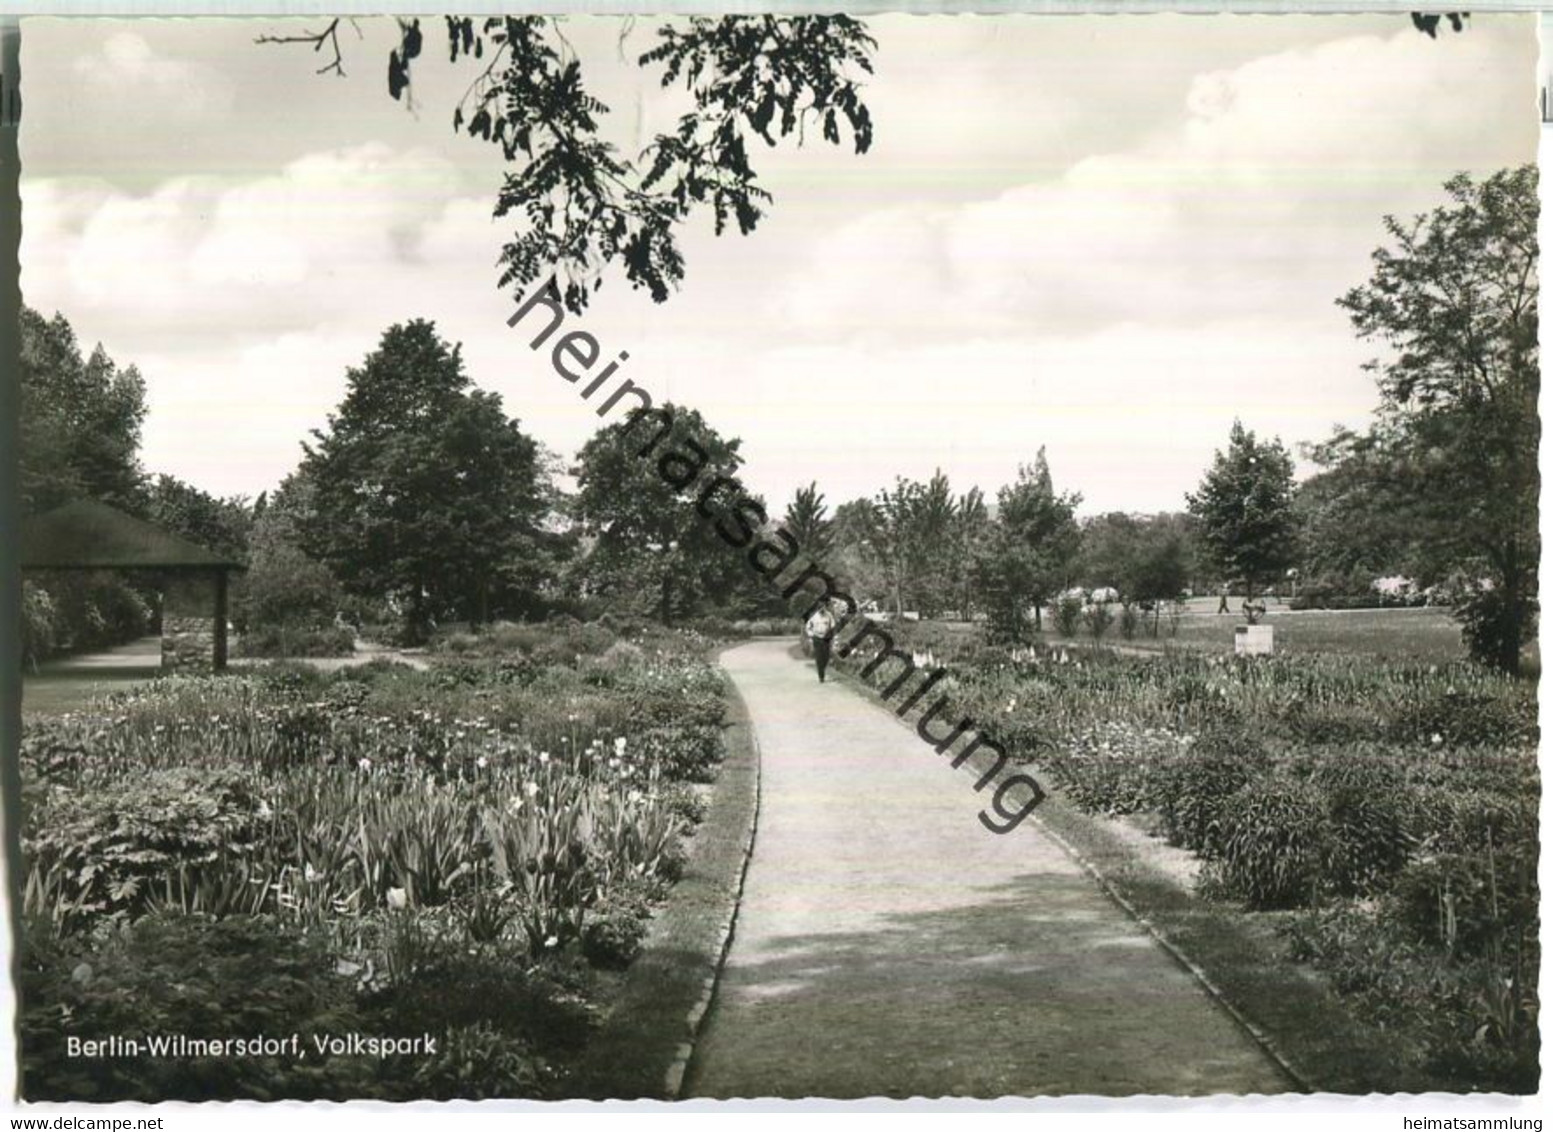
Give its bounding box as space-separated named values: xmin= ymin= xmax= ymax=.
xmin=19 ymin=499 xmax=246 ymax=670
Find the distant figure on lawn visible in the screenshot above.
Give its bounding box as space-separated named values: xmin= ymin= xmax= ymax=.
xmin=804 ymin=604 xmax=838 ymax=683
xmin=1217 ymin=584 xmax=1231 ymax=615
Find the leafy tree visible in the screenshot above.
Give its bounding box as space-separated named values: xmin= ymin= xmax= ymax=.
xmin=19 ymin=306 xmax=147 ymax=514
xmin=1126 ymin=523 xmax=1191 ymax=635
xmin=145 ymin=474 xmax=252 ymax=562
xmin=1328 ymin=165 xmax=1538 ymax=672
xmin=974 ymin=449 xmax=1082 ymax=642
xmin=297 ymin=320 xmax=550 ymax=640
xmin=571 ymin=403 xmax=758 ymax=623
xmin=866 ymin=478 xmax=925 ymax=616
xmin=234 ymin=473 xmax=343 ymax=631
xmin=1186 ymin=421 xmax=1299 ymax=618
xmin=949 ymin=487 xmax=991 ymax=619
xmin=828 ymin=496 xmax=890 ymax=610
xmin=911 ymin=470 xmax=959 ymax=617
xmin=1079 ymin=511 xmax=1192 ymax=633
xmin=1292 ymin=457 xmax=1419 ymax=594
xmin=263 ymin=16 xmax=874 ymax=312
xmin=832 ymin=470 xmax=963 ymax=617
xmin=783 ymin=482 xmax=833 ymax=563
xmin=1078 ymin=512 xmax=1142 ymax=592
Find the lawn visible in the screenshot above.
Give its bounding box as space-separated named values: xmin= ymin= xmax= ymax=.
xmin=1119 ymin=606 xmax=1471 ymax=661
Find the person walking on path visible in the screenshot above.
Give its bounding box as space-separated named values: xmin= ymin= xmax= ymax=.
xmin=804 ymin=603 xmax=838 ymax=683
xmin=1216 ymin=583 xmax=1231 ymax=615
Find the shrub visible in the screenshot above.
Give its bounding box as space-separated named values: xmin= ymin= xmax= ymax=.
xmin=1208 ymin=777 xmax=1334 ymax=909
xmin=1306 ymin=750 xmax=1415 ymax=895
xmin=32 ymin=572 xmax=150 ymax=654
xmin=21 ymin=581 xmax=57 ymax=668
xmin=1279 ymin=699 xmax=1384 ymax=745
xmin=1399 ymin=688 xmax=1537 ymax=748
xmin=580 ymin=880 xmax=653 ymax=970
xmin=1154 ymin=727 xmax=1269 ymax=853
xmin=399 ymin=1023 xmax=551 ymax=1101
xmin=20 ymin=913 xmax=368 ymax=1102
xmin=1081 ymin=601 xmax=1114 ymax=641
xmin=635 ymin=723 xmax=724 ymax=783
xmin=1053 ymin=593 xmax=1084 ymax=638
xmin=24 ymin=768 xmax=270 ymax=932
xmin=238 ymin=625 xmax=355 ymax=659
xmin=1455 ymin=585 xmax=1537 ymax=672
xmin=1384 ymin=852 xmax=1536 ymax=960
xmin=599 ymin=640 xmax=644 ymax=669
xmin=362 ymin=948 xmax=596 ymax=1059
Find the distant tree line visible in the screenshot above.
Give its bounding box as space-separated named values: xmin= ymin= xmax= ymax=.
xmin=18 ymin=166 xmax=1537 ymax=674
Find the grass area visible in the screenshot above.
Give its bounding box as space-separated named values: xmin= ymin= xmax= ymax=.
xmin=923 ymin=603 xmax=1541 ymax=669
xmin=1114 ymin=606 xmax=1472 ymax=662
xmin=23 ymin=638 xmax=163 ymax=716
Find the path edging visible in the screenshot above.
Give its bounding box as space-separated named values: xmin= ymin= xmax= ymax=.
xmin=567 ymin=652 xmax=762 ymax=1100
xmin=666 ymin=670 xmax=762 ymax=1099
xmin=819 ymin=644 xmax=1318 ymax=1095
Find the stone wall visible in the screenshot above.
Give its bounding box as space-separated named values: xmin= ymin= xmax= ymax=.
xmin=161 ymin=615 xmax=215 ymax=673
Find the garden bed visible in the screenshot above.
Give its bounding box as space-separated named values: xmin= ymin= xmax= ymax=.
xmin=825 ymin=620 xmax=1540 ymax=1094
xmin=18 ymin=620 xmax=747 ymax=1101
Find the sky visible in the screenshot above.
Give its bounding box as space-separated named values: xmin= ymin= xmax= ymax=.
xmin=18 ymin=14 xmax=1540 ymax=516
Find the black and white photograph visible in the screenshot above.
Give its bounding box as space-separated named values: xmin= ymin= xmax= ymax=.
xmin=1 ymin=5 xmax=1543 ymax=1113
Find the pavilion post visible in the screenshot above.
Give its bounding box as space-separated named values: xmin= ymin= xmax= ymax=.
xmin=213 ymin=569 xmax=229 ymax=671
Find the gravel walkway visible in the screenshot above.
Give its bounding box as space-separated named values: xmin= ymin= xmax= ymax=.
xmin=685 ymin=639 xmax=1291 ymax=1099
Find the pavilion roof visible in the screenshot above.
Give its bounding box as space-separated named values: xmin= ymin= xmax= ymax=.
xmin=19 ymin=499 xmax=245 ymax=571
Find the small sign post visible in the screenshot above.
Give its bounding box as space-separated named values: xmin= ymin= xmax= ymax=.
xmin=1235 ymin=624 xmax=1275 ymax=656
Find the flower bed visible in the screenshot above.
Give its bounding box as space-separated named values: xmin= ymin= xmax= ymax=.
xmin=19 ymin=622 xmax=732 ymax=1101
xmin=833 ymin=621 xmax=1539 ymax=1093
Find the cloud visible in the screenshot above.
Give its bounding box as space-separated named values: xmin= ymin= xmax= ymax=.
xmin=24 ymin=143 xmax=473 ymax=336
xmin=71 ymin=31 xmax=236 ymax=118
xmin=776 ymin=25 xmax=1535 ymax=341
xmin=21 ymin=141 xmax=515 ymax=496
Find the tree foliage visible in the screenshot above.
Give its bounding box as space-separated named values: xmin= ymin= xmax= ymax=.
xmin=1079 ymin=511 xmax=1192 ymax=632
xmin=571 ymin=404 xmax=759 ymax=623
xmin=1186 ymin=421 xmax=1299 ymax=614
xmin=783 ymin=482 xmax=833 ymax=563
xmin=234 ymin=474 xmax=344 ymax=632
xmin=974 ymin=449 xmax=1082 ymax=641
xmin=297 ymin=320 xmax=550 ymax=639
xmin=265 ymin=16 xmax=874 ymax=312
xmin=1325 ymin=165 xmax=1538 ymax=672
xmin=145 ymin=474 xmax=252 ymax=562
xmin=20 ymin=306 xmax=148 ymax=515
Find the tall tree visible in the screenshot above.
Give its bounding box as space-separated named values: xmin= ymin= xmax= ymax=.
xmin=870 ymin=477 xmax=926 ymax=616
xmin=145 ymin=474 xmax=252 ymax=561
xmin=19 ymin=306 xmax=148 ymax=514
xmin=1186 ymin=421 xmax=1298 ymax=617
xmin=298 ymin=319 xmax=549 ymax=640
xmin=571 ymin=404 xmax=755 ymax=624
xmin=235 ymin=472 xmax=343 ymax=631
xmin=783 ymin=481 xmax=833 ymax=563
xmin=912 ymin=470 xmax=959 ymax=617
xmin=975 ymin=449 xmax=1082 ymax=641
xmin=1329 ymin=165 xmax=1538 ymax=672
xmin=828 ymin=496 xmax=889 ymax=610
xmin=950 ymin=487 xmax=991 ymax=619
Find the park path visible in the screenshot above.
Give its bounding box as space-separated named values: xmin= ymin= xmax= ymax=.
xmin=23 ymin=637 xmax=428 ymax=715
xmin=685 ymin=639 xmax=1290 ymax=1099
